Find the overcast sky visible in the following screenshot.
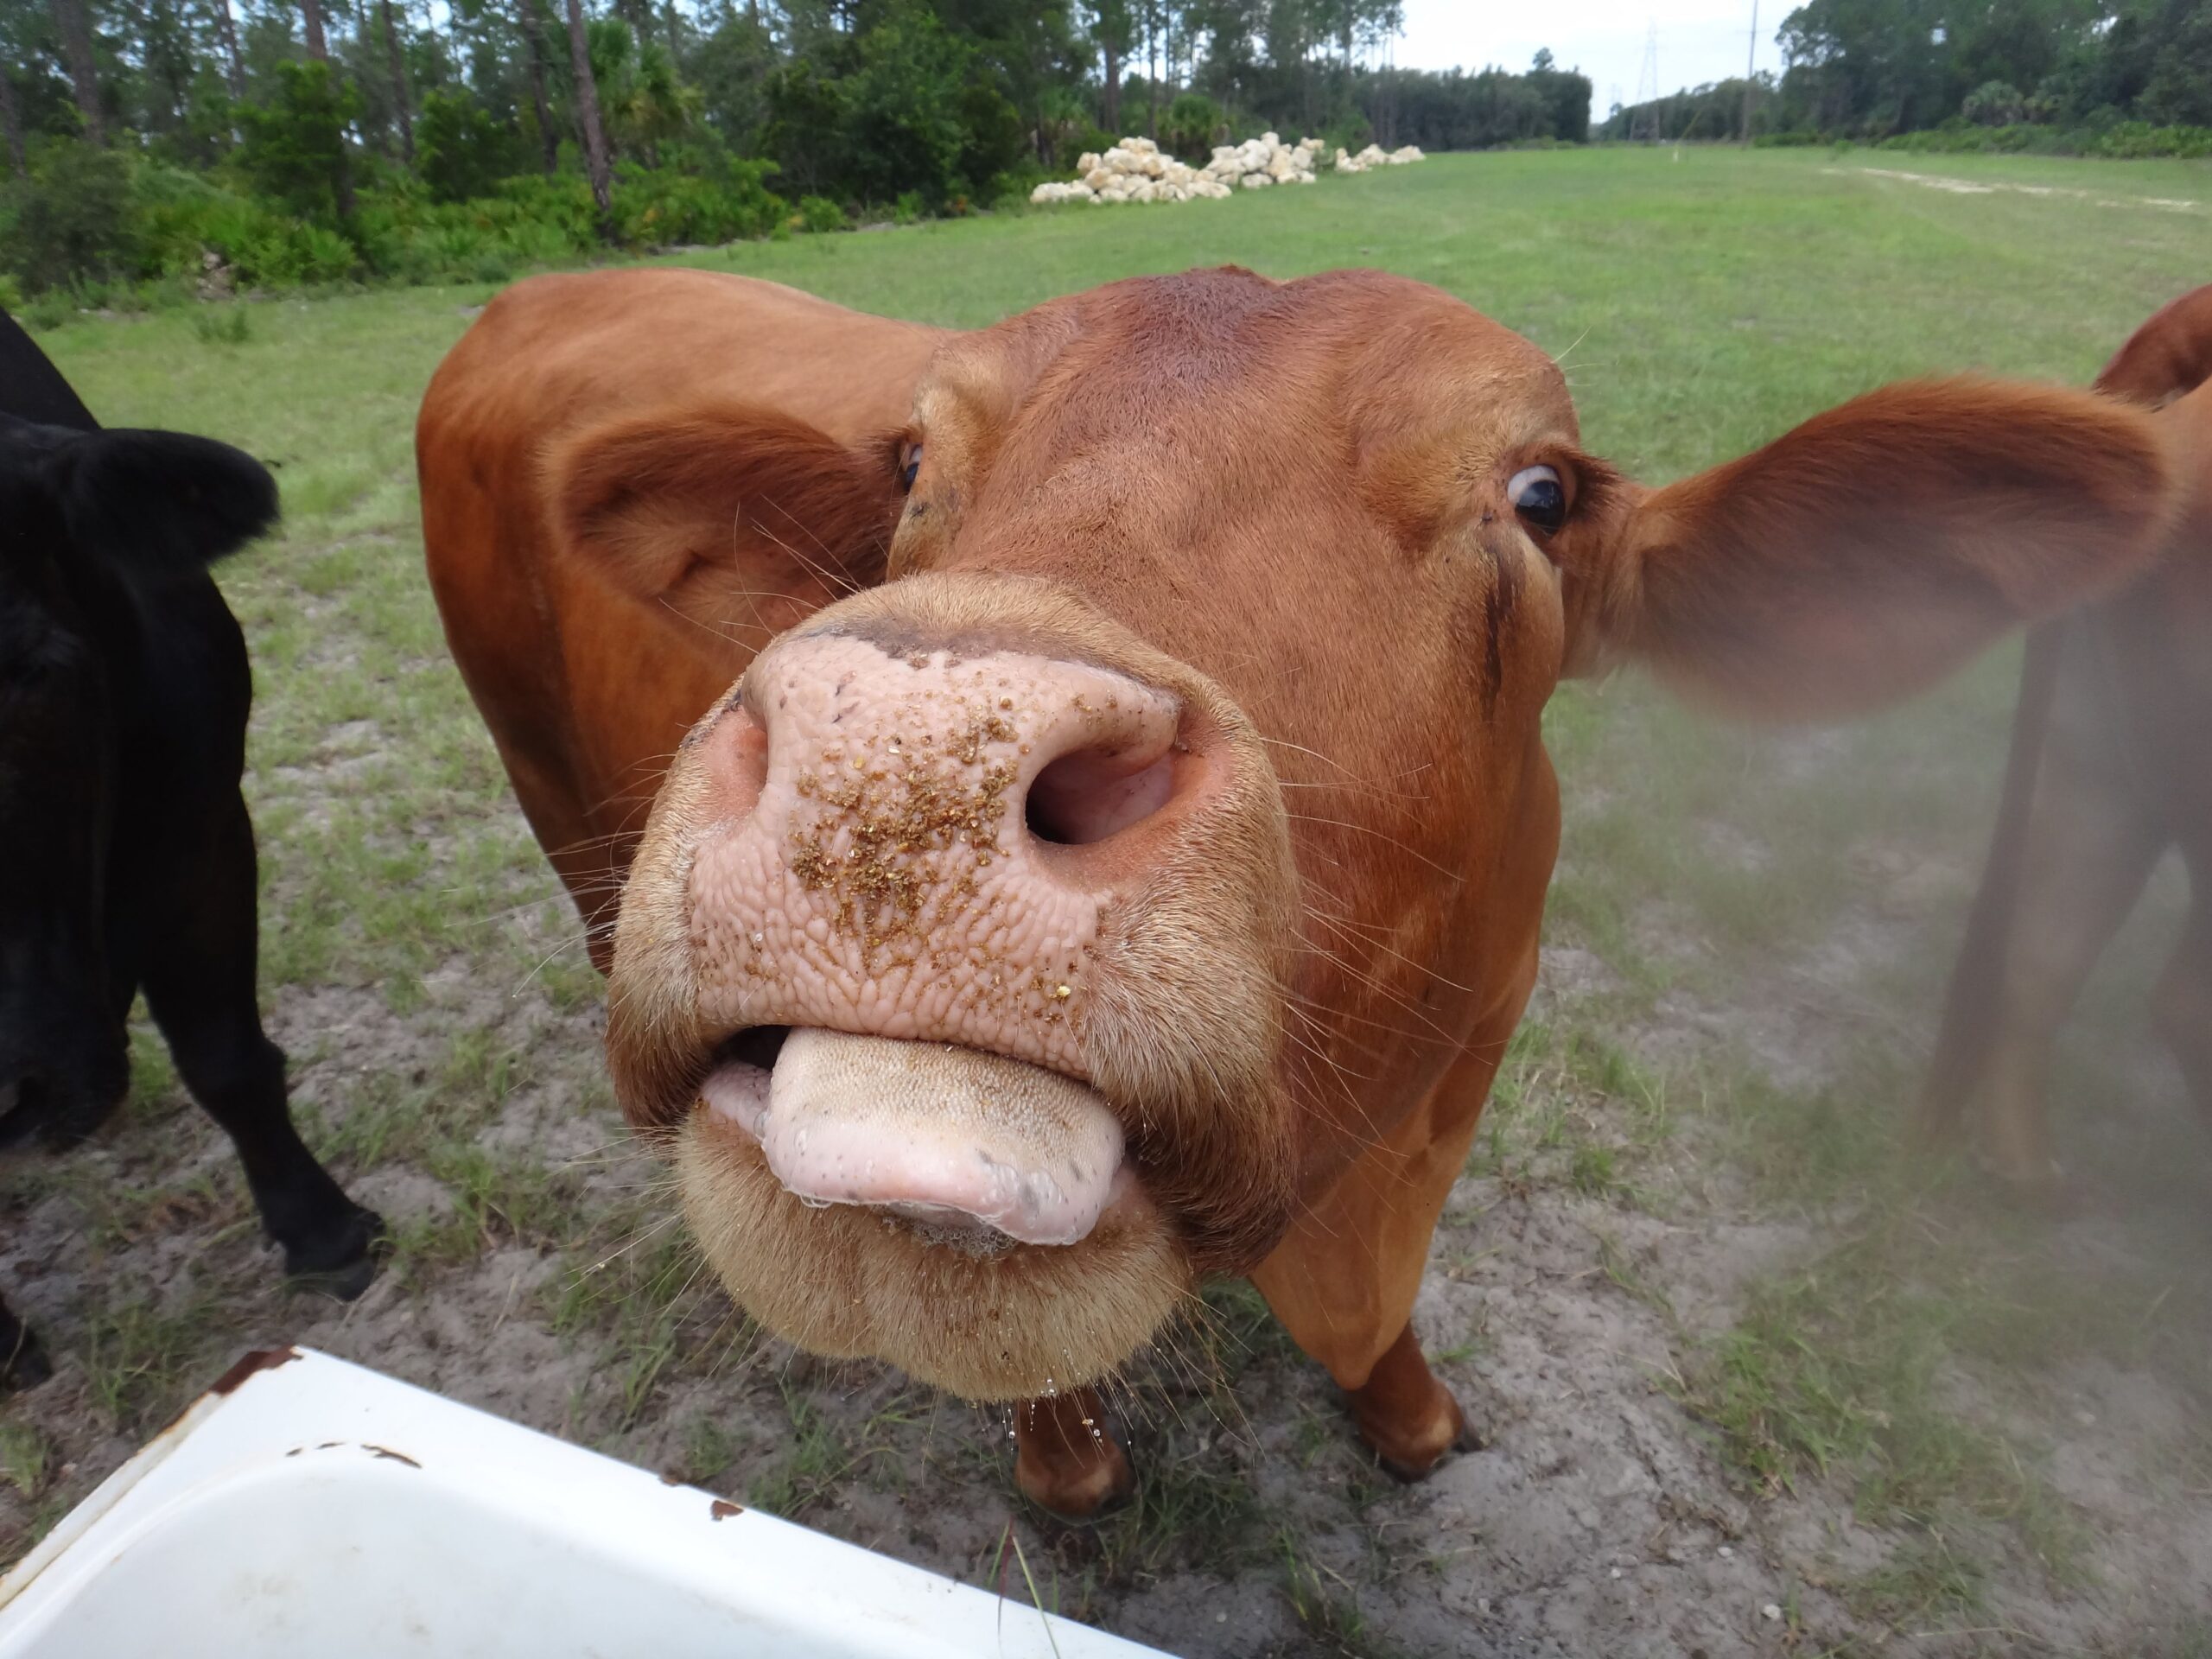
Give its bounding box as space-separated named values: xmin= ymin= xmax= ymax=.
xmin=1397 ymin=0 xmax=1771 ymax=117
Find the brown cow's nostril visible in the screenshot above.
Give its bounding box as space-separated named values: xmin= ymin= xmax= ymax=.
xmin=1025 ymin=747 xmax=1177 ymax=847
xmin=698 ymin=701 xmax=772 ymax=810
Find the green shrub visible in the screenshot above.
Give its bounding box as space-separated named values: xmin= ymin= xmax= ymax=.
xmin=1161 ymin=92 xmax=1226 ymax=162
xmin=194 ymin=305 xmax=251 ymax=346
xmin=418 ymin=92 xmax=524 ymax=206
xmin=1962 ymin=80 xmax=2026 ymax=127
xmin=2090 ymin=121 xmax=2212 ymax=158
xmin=796 ymin=194 xmax=846 ymax=233
xmin=23 ymin=293 xmax=70 ymax=331
xmin=611 ymin=153 xmax=784 ymax=245
xmin=766 ymin=3 xmax=1022 ymax=209
xmin=237 ymin=62 xmax=361 ymax=222
xmin=3 ymin=143 xmax=139 ymax=295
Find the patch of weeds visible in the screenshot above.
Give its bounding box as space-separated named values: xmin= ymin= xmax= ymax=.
xmin=744 ymin=1384 xmax=915 ymax=1520
xmin=1291 ymin=1402 xmax=1340 ymax=1466
xmin=1846 ymin=1531 xmax=1987 ymax=1631
xmin=1056 ymin=1424 xmax=1269 ymax=1589
xmin=1144 ymin=1279 xmax=1298 ymax=1408
xmin=1570 ymin=1142 xmax=1623 ymax=1199
xmin=2155 ymin=1614 xmax=2212 ymax=1659
xmin=104 ymin=1170 xmax=241 ymax=1253
xmin=1280 ymin=1528 xmax=1406 ymax=1657
xmin=673 ymin=1413 xmax=742 ymax=1486
xmin=1594 ymin=1230 xmax=1678 ymax=1325
xmin=553 ymin=1199 xmax=741 ymax=1432
xmin=306 ymin=1068 xmax=439 ymax=1170
xmin=81 ymin=1291 xmax=219 ymax=1431
xmin=1669 ymin=1222 xmax=2094 ymax=1599
xmin=193 ymin=305 xmax=251 ymax=345
xmin=435 ymin=1029 xmax=529 ymax=1127
xmin=0 ymin=1418 xmax=53 ymax=1501
xmin=423 ymin=1138 xmax=580 ymax=1256
xmin=122 ymin=1016 xmax=182 ymax=1117
xmin=1474 ymin=1017 xmax=1669 ymax=1204
xmin=1682 ymin=1033 xmax=1929 ymax=1214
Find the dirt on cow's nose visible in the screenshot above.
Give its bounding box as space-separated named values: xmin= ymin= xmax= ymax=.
xmin=729 ymin=628 xmax=1194 ymax=896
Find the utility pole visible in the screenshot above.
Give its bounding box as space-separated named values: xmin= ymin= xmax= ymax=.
xmin=1741 ymin=0 xmax=1758 ymax=143
xmin=1631 ymin=22 xmax=1658 ymax=142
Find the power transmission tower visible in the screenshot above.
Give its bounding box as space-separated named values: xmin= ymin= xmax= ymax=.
xmin=1631 ymin=22 xmax=1660 ymax=143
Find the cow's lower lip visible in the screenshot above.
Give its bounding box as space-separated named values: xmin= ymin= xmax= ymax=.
xmin=698 ymin=1027 xmax=1133 ymax=1249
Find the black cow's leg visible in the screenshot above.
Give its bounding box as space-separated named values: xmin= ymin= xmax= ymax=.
xmin=0 ymin=1295 xmax=52 ymax=1392
xmin=140 ymin=793 xmax=385 ymax=1299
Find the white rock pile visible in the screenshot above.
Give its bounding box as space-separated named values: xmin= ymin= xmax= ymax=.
xmin=1333 ymin=143 xmax=1427 ymax=173
xmin=1030 ymin=131 xmax=1334 ymax=206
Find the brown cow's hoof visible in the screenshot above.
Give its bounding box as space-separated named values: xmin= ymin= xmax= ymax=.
xmin=1973 ymin=1151 xmax=2082 ymax=1217
xmin=1014 ymin=1389 xmax=1135 ymax=1522
xmin=1359 ymin=1380 xmax=1473 ymax=1483
xmin=1345 ymin=1323 xmax=1479 ymax=1481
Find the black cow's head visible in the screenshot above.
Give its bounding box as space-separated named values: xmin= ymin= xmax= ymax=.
xmin=0 ymin=351 xmax=277 ymax=1147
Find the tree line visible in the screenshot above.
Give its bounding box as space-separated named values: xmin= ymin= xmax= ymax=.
xmin=0 ymin=0 xmax=1592 ymax=212
xmin=1603 ymin=0 xmax=2210 ymax=150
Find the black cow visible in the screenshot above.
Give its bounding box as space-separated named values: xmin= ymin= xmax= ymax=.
xmin=0 ymin=308 xmax=382 ymax=1387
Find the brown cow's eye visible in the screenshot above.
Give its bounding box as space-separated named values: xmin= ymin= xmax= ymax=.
xmin=899 ymin=443 xmax=922 ymax=493
xmin=1508 ymin=464 xmax=1566 ymax=536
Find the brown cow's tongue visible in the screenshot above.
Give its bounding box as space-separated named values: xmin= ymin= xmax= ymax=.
xmin=727 ymin=1030 xmax=1125 ymax=1247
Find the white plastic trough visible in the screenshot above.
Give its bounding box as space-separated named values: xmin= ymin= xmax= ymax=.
xmin=0 ymin=1346 xmax=1169 ymax=1658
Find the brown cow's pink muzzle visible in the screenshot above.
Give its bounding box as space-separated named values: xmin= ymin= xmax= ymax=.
xmin=676 ymin=628 xmax=1214 ymax=1246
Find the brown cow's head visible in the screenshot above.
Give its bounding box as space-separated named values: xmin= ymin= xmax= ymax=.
xmin=569 ymin=269 xmax=2176 ymax=1401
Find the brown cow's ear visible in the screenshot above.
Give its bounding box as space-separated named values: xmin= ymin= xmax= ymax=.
xmin=550 ymin=403 xmax=902 ymax=648
xmin=1567 ymin=378 xmax=2178 ymax=719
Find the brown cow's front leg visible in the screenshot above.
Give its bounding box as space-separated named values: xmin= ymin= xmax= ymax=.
xmin=1252 ymin=1043 xmax=1510 ymax=1482
xmin=1013 ymin=1387 xmax=1132 ymax=1520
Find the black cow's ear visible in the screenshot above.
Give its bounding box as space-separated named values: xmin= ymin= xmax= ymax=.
xmin=54 ymin=429 xmax=279 ymax=576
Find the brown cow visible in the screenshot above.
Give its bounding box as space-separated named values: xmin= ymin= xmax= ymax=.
xmin=420 ymin=264 xmax=2182 ymax=1518
xmin=1923 ymin=286 xmax=2212 ymax=1198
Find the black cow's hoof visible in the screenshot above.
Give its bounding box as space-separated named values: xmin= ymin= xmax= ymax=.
xmin=0 ymin=1328 xmax=54 ymax=1393
xmin=283 ymin=1205 xmax=389 ymax=1302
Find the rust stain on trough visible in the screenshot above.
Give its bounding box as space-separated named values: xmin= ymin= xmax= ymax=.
xmin=365 ymin=1445 xmax=422 ymax=1468
xmin=210 ymin=1345 xmax=302 ymax=1396
xmin=709 ymin=1499 xmax=741 ymax=1521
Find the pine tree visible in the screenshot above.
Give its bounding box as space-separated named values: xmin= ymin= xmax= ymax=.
xmin=564 ymin=0 xmax=613 ymax=235
xmin=49 ymin=0 xmax=105 ymax=143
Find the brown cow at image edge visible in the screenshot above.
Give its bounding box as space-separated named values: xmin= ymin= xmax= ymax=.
xmin=417 ymin=265 xmax=2186 ymax=1519
xmin=1923 ymin=284 xmax=2212 ymax=1197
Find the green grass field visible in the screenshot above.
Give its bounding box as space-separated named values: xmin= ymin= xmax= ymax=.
xmin=10 ymin=147 xmax=2212 ymax=1656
